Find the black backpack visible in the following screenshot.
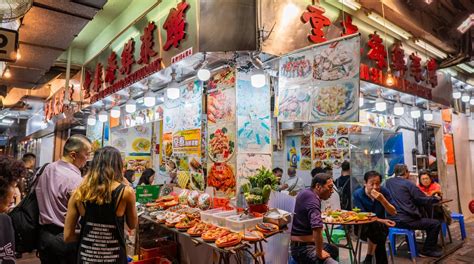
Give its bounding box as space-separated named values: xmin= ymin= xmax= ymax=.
xmin=8 ymin=163 xmax=49 ymax=253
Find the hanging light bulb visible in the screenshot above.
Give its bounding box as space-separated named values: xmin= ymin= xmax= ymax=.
xmin=16 ymin=50 xmax=21 ymax=60
xmin=386 ymin=69 xmax=395 ymax=86
xmin=470 ymin=98 xmax=474 ymax=105
xmin=452 ymin=89 xmax=462 ymax=99
xmin=197 ymin=67 xmax=211 ymax=81
xmin=251 ymin=68 xmax=266 ymax=88
xmin=393 ymin=102 xmax=404 ymax=116
xmin=375 ymin=90 xmax=386 ymax=112
xmin=111 ymin=105 xmax=121 ymax=118
xmin=410 ymin=106 xmax=421 ymax=119
xmin=195 ymin=53 xmax=211 ymax=81
xmin=423 ymin=109 xmax=433 ymax=121
xmin=167 ymin=70 xmax=180 ymax=100
xmin=359 ymin=96 xmax=364 ymax=107
xmin=461 ymin=92 xmax=470 ymax=102
xmin=143 ymin=89 xmax=156 ymax=107
xmin=125 ymin=97 xmax=136 ymax=113
xmin=98 ymin=109 xmax=108 ymax=122
xmin=3 ymin=67 xmax=11 ymax=78
xmin=87 ymin=110 xmax=97 ymax=126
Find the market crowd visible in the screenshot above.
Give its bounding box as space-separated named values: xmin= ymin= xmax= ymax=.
xmin=0 ymin=135 xmax=138 ymax=264
xmin=0 ymin=134 xmax=456 ymax=264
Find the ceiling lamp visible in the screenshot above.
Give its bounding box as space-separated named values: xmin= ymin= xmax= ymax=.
xmin=143 ymin=89 xmax=156 ymax=107
xmin=423 ymin=109 xmax=433 ymax=121
xmin=423 ymin=103 xmax=433 ymax=121
xmin=251 ymin=68 xmax=266 ymax=88
xmin=87 ymin=110 xmax=97 ymax=126
xmin=414 ymin=40 xmax=447 ymax=59
xmin=110 ymin=105 xmax=121 ymax=118
xmin=125 ymin=91 xmax=137 ymax=113
xmin=375 ymin=90 xmax=386 ymax=112
xmin=393 ymin=95 xmax=404 ymax=116
xmin=195 ymin=53 xmax=211 ymax=81
xmin=98 ymin=108 xmax=108 ymax=123
xmin=457 ymin=14 xmax=474 ymax=34
xmin=410 ymin=105 xmax=421 ymax=119
xmin=16 ymin=50 xmax=21 ymax=60
xmin=3 ymin=67 xmax=11 ymax=78
xmin=452 ymin=88 xmax=462 ymax=99
xmin=367 ymin=12 xmax=412 ymax=40
xmin=458 ymin=63 xmax=474 ymax=74
xmin=167 ymin=70 xmax=180 ymax=100
xmin=461 ymin=92 xmax=470 ymax=103
xmin=250 ymin=54 xmax=266 ymax=88
xmin=470 ymin=98 xmax=474 ymax=105
xmin=338 ymin=0 xmax=361 ymax=10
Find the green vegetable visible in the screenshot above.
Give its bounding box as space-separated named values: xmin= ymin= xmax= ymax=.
xmin=241 ymin=183 xmax=251 ymax=194
xmin=250 ymin=187 xmax=263 ymax=195
xmin=262 ymin=185 xmax=272 ymax=203
xmin=352 ymin=207 xmax=361 ymax=213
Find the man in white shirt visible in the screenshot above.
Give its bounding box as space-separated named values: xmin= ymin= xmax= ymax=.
xmin=280 ymin=167 xmax=305 ymax=195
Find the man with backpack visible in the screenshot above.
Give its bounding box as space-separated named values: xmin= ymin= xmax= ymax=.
xmin=35 ymin=135 xmax=92 ymax=264
xmin=335 ymin=161 xmax=361 ymax=210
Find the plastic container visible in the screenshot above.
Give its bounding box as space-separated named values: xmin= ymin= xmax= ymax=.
xmin=200 ymin=208 xmax=226 ymax=223
xmin=132 ymin=257 xmax=172 ymax=264
xmin=213 ymin=210 xmax=238 ymax=227
xmin=225 ymin=215 xmax=263 ymax=232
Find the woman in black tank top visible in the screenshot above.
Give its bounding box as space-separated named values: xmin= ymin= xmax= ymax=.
xmin=64 ymin=146 xmax=138 ymax=264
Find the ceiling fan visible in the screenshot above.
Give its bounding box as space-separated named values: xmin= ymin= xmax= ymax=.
xmin=0 ymin=0 xmax=32 ymax=23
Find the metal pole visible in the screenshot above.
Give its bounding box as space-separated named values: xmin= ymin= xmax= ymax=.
xmin=65 ymin=47 xmax=72 ymax=104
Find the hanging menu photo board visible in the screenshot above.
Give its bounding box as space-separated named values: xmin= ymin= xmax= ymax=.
xmin=277 ymin=35 xmax=361 ymax=123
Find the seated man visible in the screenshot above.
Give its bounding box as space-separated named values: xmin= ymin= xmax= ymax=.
xmin=385 ymin=164 xmax=442 ymax=258
xmin=353 ymin=171 xmax=397 ymax=264
xmin=279 ymin=167 xmax=305 ymax=195
xmin=290 ymin=173 xmax=338 ymax=264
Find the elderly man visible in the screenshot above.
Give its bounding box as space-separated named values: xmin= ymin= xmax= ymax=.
xmin=290 ymin=173 xmax=338 ymax=263
xmin=385 ymin=164 xmax=442 ymax=258
xmin=280 ymin=167 xmax=305 ymax=195
xmin=36 ymin=135 xmax=92 ymax=264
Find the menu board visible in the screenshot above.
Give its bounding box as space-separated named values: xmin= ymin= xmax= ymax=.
xmin=361 ymin=111 xmax=396 ymax=130
xmin=86 ymin=121 xmax=104 ymax=152
xmin=286 ymin=135 xmax=312 ymax=171
xmin=236 ymin=153 xmax=272 ymax=188
xmin=207 ymin=68 xmax=237 ymax=197
xmin=109 ymin=124 xmax=153 ymax=175
xmin=124 ymin=106 xmax=163 ymax=128
xmin=164 ymin=80 xmax=204 ymax=188
xmin=311 ymin=124 xmax=361 ymax=170
xmin=278 ymin=35 xmax=360 ymax=123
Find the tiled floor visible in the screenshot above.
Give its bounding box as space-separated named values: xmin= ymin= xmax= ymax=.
xmin=15 ymin=216 xmax=474 ymax=263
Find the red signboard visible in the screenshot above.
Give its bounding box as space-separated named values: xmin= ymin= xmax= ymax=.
xmin=105 ymin=52 xmax=118 ymax=85
xmin=138 ymin=22 xmax=158 ymax=64
xmin=163 ymin=0 xmax=190 ymax=51
xmin=301 ymin=5 xmax=331 ymax=43
xmin=120 ymin=39 xmax=135 ymax=75
xmin=44 ymin=86 xmax=76 ymax=121
xmin=341 ymin=15 xmax=358 ymax=36
xmin=367 ymin=32 xmax=387 ymax=70
xmin=390 ymin=41 xmax=407 ymax=76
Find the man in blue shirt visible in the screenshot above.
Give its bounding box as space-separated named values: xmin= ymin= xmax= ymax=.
xmin=385 ymin=164 xmax=441 ymax=258
xmin=353 ymin=171 xmax=397 ymax=264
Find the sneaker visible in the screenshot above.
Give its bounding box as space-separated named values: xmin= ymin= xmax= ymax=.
xmin=419 ymin=249 xmax=442 ymax=258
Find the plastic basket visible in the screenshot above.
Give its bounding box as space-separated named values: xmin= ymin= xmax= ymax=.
xmin=200 ymin=208 xmax=227 ymax=224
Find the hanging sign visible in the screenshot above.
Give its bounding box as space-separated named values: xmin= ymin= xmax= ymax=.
xmin=83 ymin=0 xmax=198 ymax=104
xmin=0 ymin=28 xmax=18 ymax=62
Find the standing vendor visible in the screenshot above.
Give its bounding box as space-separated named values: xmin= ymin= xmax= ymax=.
xmin=290 ymin=173 xmax=338 ymax=264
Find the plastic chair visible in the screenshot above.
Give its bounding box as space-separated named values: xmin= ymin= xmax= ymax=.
xmin=450 ymin=213 xmax=466 ymax=240
xmin=323 ymin=229 xmax=353 ymax=263
xmin=388 ymin=228 xmax=417 ymax=261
